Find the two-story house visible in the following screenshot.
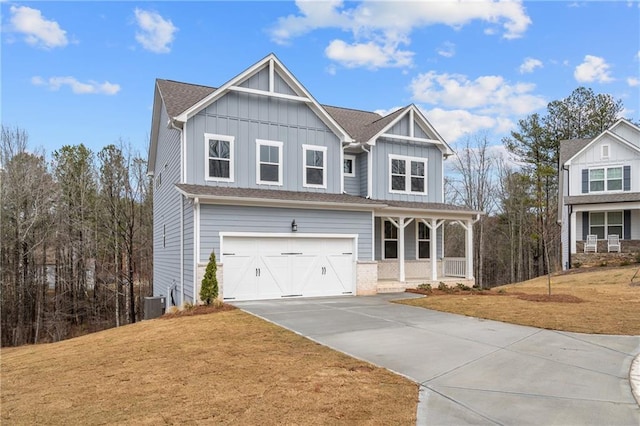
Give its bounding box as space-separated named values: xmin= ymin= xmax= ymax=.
xmin=148 ymin=54 xmax=481 ymax=306
xmin=559 ymin=119 xmax=640 ymax=269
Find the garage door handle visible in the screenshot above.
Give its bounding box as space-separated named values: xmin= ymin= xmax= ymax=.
xmin=321 ymin=266 xmax=326 ymax=275
xmin=256 ymin=268 xmax=261 ymax=277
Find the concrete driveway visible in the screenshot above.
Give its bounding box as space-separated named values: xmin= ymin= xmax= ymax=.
xmin=234 ymin=294 xmax=640 ymax=425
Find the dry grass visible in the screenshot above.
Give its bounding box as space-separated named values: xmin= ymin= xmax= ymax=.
xmin=2 ymin=310 xmax=417 ymax=425
xmin=399 ymin=265 xmax=640 ymax=335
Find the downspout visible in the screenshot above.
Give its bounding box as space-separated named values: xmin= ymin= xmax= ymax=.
xmin=562 ymin=165 xmax=571 ymax=269
xmin=193 ymin=197 xmax=199 ymax=304
xmin=170 ymin=118 xmax=185 ymax=305
xmin=340 ymin=142 xmax=345 ymax=194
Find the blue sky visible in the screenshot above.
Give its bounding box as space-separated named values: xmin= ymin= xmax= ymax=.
xmin=2 ymin=1 xmax=639 ymax=160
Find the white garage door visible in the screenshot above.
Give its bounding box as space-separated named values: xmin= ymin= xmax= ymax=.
xmin=222 ymin=236 xmax=355 ymax=301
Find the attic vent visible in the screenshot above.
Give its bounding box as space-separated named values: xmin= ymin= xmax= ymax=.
xmin=601 ymin=144 xmax=609 ymax=159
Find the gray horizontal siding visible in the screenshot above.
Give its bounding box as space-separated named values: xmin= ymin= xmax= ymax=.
xmin=371 ymin=138 xmax=443 ymax=202
xmin=199 ymin=204 xmax=372 ymax=262
xmin=186 ymin=91 xmax=341 ymax=193
xmin=182 ymin=199 xmax=194 ymax=304
xmin=153 ymin=103 xmax=182 ymax=302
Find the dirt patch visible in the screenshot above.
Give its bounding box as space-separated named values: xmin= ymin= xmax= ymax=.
xmin=406 ymin=288 xmax=510 ymax=296
xmin=517 ymin=294 xmax=584 ymax=303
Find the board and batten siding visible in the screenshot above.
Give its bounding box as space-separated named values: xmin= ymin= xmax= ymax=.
xmin=185 ymin=91 xmax=342 ymax=193
xmin=198 ymin=204 xmax=372 ymax=262
xmin=359 ymin=152 xmax=368 ymax=197
xmin=370 ymin=138 xmax=443 ymax=202
xmin=153 ymin=103 xmax=182 ymax=302
xmin=343 ymin=152 xmax=363 ymax=196
xmin=568 ymin=136 xmax=640 ymax=196
xmin=238 ymin=66 xmax=297 ymax=96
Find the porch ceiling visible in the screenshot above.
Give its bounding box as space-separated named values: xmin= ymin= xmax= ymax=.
xmin=373 ymin=200 xmax=481 ymax=221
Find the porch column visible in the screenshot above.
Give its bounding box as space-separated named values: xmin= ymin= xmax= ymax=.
xmin=430 ymin=219 xmax=438 ymax=281
xmin=398 ymin=217 xmax=405 ymax=282
xmin=465 ymin=219 xmax=474 ymax=280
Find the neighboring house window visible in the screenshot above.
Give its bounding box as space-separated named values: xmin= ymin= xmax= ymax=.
xmin=344 ymin=155 xmax=356 ymax=177
xmin=589 ymin=166 xmax=622 ymax=192
xmin=389 ymin=155 xmax=427 ymax=194
xmin=163 ymin=224 xmax=166 ymax=248
xmin=303 ymin=145 xmax=327 ymax=188
xmin=601 ymin=144 xmax=609 ymax=159
xmin=383 ymin=220 xmax=398 ymax=259
xmin=589 ymin=211 xmax=623 ymax=239
xmin=205 ymin=134 xmax=234 ymax=182
xmin=417 ymin=222 xmax=430 ymax=259
xmin=256 ymin=139 xmax=283 ymax=185
xmin=155 ymin=172 xmax=162 ymax=189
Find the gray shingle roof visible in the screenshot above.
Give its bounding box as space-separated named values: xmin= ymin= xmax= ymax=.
xmin=175 ymin=184 xmax=481 ymax=214
xmin=156 ymin=79 xmax=215 ymax=118
xmin=156 ymin=79 xmax=408 ymax=143
xmin=565 ymin=192 xmax=640 ymax=205
xmin=559 ymin=138 xmax=592 ymax=165
xmin=175 ymin=184 xmax=385 ymax=206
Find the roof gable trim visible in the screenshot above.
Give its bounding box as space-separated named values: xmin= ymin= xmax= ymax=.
xmin=566 ymin=129 xmax=640 ymax=165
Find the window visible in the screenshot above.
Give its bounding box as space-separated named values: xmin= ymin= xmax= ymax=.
xmin=303 ymin=145 xmax=327 ymax=188
xmin=589 ymin=166 xmax=622 ymax=192
xmin=256 ymin=139 xmax=283 ymax=185
xmin=417 ymin=222 xmax=430 ymax=259
xmin=590 ymin=211 xmax=623 ymax=239
xmin=389 ymin=155 xmax=427 ymax=194
xmin=601 ymin=144 xmax=609 ymax=159
xmin=344 ymin=155 xmax=356 ymax=177
xmin=155 ymin=172 xmax=162 ymax=189
xmin=163 ymin=224 xmax=166 ymax=248
xmin=383 ymin=220 xmax=398 ymax=259
xmin=205 ymin=134 xmax=234 ymax=182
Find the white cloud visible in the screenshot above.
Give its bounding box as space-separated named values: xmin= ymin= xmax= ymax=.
xmin=519 ymin=57 xmax=543 ymax=74
xmin=9 ymin=5 xmax=68 ymax=49
xmin=325 ymin=39 xmax=413 ymax=69
xmin=134 ymin=9 xmax=177 ymax=53
xmin=422 ymin=108 xmax=499 ymax=143
xmin=574 ymin=55 xmax=614 ymax=83
xmin=32 ymin=76 xmax=121 ymax=95
xmin=410 ymin=71 xmax=546 ymax=115
xmin=628 ymin=77 xmax=639 ymax=87
xmin=270 ymin=0 xmax=531 ymax=68
xmin=437 ymin=42 xmax=456 ymax=58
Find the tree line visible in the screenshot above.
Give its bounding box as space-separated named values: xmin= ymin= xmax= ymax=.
xmin=446 ymin=87 xmax=624 ymax=287
xmin=0 ymin=128 xmax=152 ymax=347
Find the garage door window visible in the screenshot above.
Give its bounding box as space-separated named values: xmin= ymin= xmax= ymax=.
xmin=256 ymin=139 xmax=283 ymax=185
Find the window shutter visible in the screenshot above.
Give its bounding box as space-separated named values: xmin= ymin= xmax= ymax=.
xmin=623 ymin=166 xmax=631 ymax=191
xmin=624 ymin=210 xmax=631 ymax=240
xmin=582 ymin=211 xmax=589 ymax=240
xmin=582 ymin=169 xmax=588 ymax=193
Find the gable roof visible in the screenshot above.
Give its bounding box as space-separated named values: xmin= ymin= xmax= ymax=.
xmin=563 ymin=119 xmax=640 ymax=165
xmin=156 ymin=79 xmax=215 ymax=118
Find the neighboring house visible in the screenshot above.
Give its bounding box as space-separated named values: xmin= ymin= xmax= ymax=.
xmin=559 ymin=119 xmax=640 ymax=269
xmin=148 ymin=54 xmax=480 ymax=305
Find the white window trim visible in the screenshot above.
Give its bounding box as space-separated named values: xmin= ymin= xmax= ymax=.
xmin=388 ymin=154 xmax=428 ymax=195
xmin=382 ymin=219 xmax=398 ymax=260
xmin=416 ymin=221 xmax=430 ymax=259
xmin=589 ymin=211 xmax=624 ymax=239
xmin=255 ymin=139 xmax=283 ymax=186
xmin=589 ymin=165 xmax=623 ymax=193
xmin=204 ymin=133 xmax=234 ymax=182
xmin=601 ymin=144 xmax=610 ymax=159
xmin=302 ymin=144 xmax=328 ymax=189
xmin=344 ymin=154 xmax=356 ymax=177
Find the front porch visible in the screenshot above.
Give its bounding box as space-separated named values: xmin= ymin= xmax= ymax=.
xmin=369 ymin=209 xmax=480 ymax=292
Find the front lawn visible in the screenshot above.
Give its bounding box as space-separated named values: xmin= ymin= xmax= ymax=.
xmin=398 ymin=265 xmax=640 ymax=335
xmin=2 ymin=309 xmax=417 ymax=424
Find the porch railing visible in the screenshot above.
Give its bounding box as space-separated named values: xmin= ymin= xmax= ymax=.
xmin=443 ymin=257 xmax=466 ymax=278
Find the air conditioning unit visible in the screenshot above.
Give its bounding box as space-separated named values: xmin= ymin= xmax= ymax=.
xmin=144 ymin=296 xmax=166 ymax=320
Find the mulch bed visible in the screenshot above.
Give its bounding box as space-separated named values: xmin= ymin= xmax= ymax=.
xmin=406 ymin=288 xmax=584 ymax=303
xmin=160 ymin=303 xmax=236 ymax=318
